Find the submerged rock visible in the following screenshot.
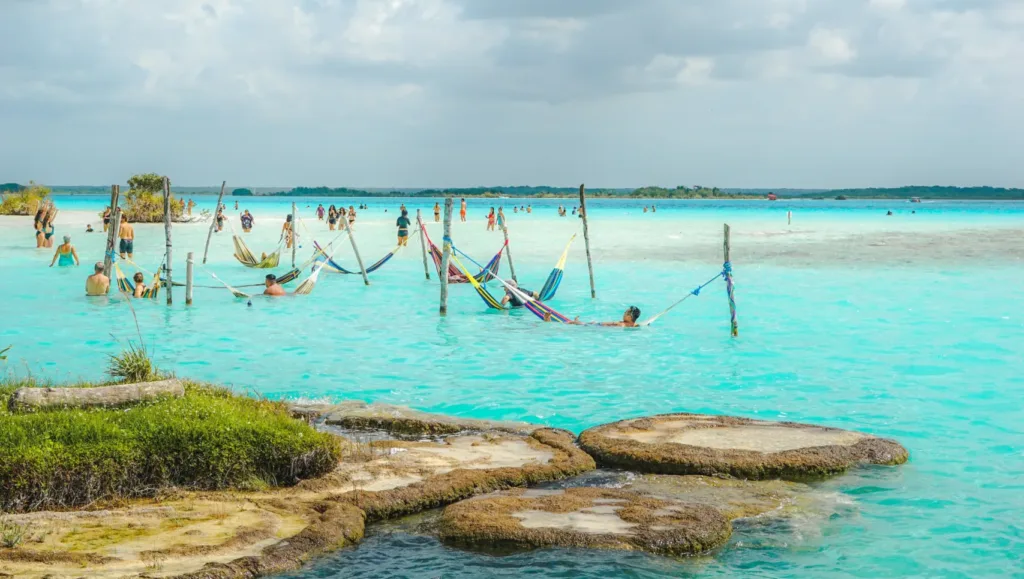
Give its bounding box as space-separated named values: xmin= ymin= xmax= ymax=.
xmin=578 ymin=413 xmax=908 ymax=480
xmin=437 ymin=487 xmax=732 ymax=556
xmin=291 ymin=400 xmax=541 ymax=437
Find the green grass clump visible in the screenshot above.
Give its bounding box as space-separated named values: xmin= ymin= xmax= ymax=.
xmin=0 ymin=380 xmax=340 ymax=513
xmin=106 ymin=343 xmax=159 ymax=383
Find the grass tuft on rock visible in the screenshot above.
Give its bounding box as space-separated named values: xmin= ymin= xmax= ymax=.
xmin=106 ymin=342 xmax=160 ymax=383
xmin=0 ymin=379 xmax=341 ymax=513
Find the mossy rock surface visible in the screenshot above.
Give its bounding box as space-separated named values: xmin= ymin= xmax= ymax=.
xmin=578 ymin=413 xmax=908 ymax=480
xmin=437 ymin=487 xmax=731 ymax=556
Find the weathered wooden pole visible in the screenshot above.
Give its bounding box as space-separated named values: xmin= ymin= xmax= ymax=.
xmin=202 ymin=181 xmax=226 ymax=264
xmin=579 ymin=183 xmax=596 ymax=298
xmin=290 ymin=202 xmax=298 ymax=267
xmin=344 ymin=219 xmax=370 ymax=286
xmin=185 ymin=252 xmax=194 ymax=305
xmin=439 ymin=197 xmax=453 ymax=315
xmin=163 ymin=177 xmax=173 ymax=305
xmin=723 ymin=223 xmax=738 ymax=337
xmin=501 ymin=223 xmax=517 ymax=282
xmin=417 ymin=209 xmax=430 ymax=280
xmin=102 ymin=184 xmax=120 ymax=278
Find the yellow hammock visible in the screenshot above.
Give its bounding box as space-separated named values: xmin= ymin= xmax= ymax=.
xmin=233 ymin=235 xmax=281 ymax=269
xmin=113 ymin=262 xmax=162 ymax=299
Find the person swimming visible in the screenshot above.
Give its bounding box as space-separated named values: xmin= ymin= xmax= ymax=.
xmin=132 ymin=272 xmax=147 ymax=298
xmin=86 ymin=262 xmax=110 ymax=296
xmin=263 ymin=273 xmax=286 ymax=296
xmin=50 ymin=235 xmax=79 ymax=267
xmin=86 ymin=224 xmax=94 ymax=233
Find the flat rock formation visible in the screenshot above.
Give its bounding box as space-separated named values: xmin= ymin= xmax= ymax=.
xmin=296 ymin=428 xmax=596 ymax=521
xmin=437 ymin=487 xmax=731 ymax=556
xmin=579 ymin=413 xmax=908 ymax=480
xmin=0 ymin=496 xmax=363 ymax=579
xmin=8 ymin=379 xmax=184 ymax=412
xmin=291 ymin=400 xmax=541 ymax=436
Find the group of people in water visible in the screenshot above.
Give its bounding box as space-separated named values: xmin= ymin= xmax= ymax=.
xmin=317 ymin=204 xmax=359 ymax=231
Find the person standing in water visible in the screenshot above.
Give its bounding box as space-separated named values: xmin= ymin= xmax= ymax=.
xmin=234 ymin=200 xmax=239 ymax=210
xmin=486 ymin=207 xmax=496 ymax=231
xmin=102 ymin=207 xmax=111 ymax=232
xmin=241 ymin=210 xmax=254 ymax=232
xmin=316 ymin=204 xmax=325 ymax=220
xmin=118 ymin=214 xmax=135 ymax=260
xmin=328 ymin=205 xmax=338 ymax=231
xmin=215 ymin=205 xmax=225 ymax=232
xmin=86 ymin=262 xmax=110 ymax=296
xmin=396 ymin=209 xmax=412 ymax=247
xmin=347 ymin=206 xmax=356 ymax=228
xmin=282 ymin=215 xmax=294 ymax=249
xmin=460 ymin=198 xmax=467 ymax=222
xmin=41 ymin=207 xmax=57 ymax=248
xmin=497 ymin=206 xmax=506 ymax=230
xmin=263 ymin=273 xmax=286 ymax=296
xmin=187 ymin=198 xmax=196 ymax=216
xmin=433 ymin=202 xmax=441 ymax=222
xmin=49 ymin=235 xmax=79 ymax=267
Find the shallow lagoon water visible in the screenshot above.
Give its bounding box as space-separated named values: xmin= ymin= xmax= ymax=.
xmin=1 ymin=197 xmax=1022 ymax=577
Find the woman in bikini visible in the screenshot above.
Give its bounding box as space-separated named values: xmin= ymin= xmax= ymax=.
xmin=49 ymin=235 xmax=79 ymax=267
xmin=282 ymin=215 xmax=294 ymax=249
xmin=347 ymin=206 xmax=356 ymax=228
xmin=486 ymin=207 xmax=496 ymax=231
xmin=102 ymin=207 xmax=111 ymax=232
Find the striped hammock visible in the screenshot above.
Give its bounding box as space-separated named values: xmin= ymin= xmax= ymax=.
xmin=312 ymin=241 xmax=398 ymax=275
xmin=233 ymin=235 xmax=281 ymax=269
xmin=420 ymin=225 xmax=503 ymax=284
xmin=113 ymin=262 xmax=161 ymax=300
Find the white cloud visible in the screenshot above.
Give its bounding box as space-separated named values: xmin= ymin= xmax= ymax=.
xmin=808 ymin=27 xmax=857 ymax=63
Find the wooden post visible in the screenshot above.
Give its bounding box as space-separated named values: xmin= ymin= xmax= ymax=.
xmin=163 ymin=177 xmax=173 ymax=305
xmin=723 ymin=224 xmax=738 ymax=337
xmin=439 ymin=197 xmax=453 ymax=315
xmin=579 ymin=183 xmax=596 ymax=299
xmin=290 ymin=202 xmax=297 ymax=267
xmin=417 ymin=209 xmax=430 ymax=280
xmin=185 ymin=252 xmax=194 ymax=305
xmin=501 ymin=223 xmax=517 ymax=282
xmin=344 ymin=219 xmax=370 ymax=286
xmin=102 ymin=184 xmax=120 ymax=278
xmin=202 ymin=181 xmax=226 ymax=264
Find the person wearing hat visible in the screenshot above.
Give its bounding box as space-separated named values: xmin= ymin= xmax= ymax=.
xmin=49 ymin=235 xmax=79 ymax=267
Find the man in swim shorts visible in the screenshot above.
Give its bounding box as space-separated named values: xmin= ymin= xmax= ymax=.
xmin=86 ymin=262 xmax=110 ymax=296
xmin=263 ymin=273 xmax=286 ymax=296
xmin=118 ymin=214 xmax=134 ymax=259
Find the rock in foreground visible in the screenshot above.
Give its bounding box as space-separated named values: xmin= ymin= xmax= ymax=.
xmin=438 ymin=487 xmax=731 ymax=556
xmin=579 ymin=413 xmax=908 ymax=480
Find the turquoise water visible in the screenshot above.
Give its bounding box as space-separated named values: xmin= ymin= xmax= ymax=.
xmin=2 ymin=198 xmax=1022 ymax=577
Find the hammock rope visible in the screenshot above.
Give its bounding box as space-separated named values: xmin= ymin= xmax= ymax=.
xmin=638 ymin=266 xmax=729 ymax=327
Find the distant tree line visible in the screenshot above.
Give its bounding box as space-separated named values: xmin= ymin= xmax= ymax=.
xmin=793 ymin=186 xmax=1024 ymax=200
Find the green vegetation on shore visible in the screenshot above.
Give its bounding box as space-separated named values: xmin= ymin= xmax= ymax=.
xmin=0 ymin=379 xmax=340 ymax=513
xmin=790 ymin=185 xmax=1024 ymax=200
xmin=0 ymin=182 xmax=50 ymax=215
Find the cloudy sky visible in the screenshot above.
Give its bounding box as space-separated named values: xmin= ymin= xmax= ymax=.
xmin=1 ymin=0 xmax=1022 ymax=188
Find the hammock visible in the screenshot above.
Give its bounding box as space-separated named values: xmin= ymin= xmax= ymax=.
xmin=113 ymin=262 xmax=161 ymax=300
xmin=312 ymin=241 xmax=398 ymax=275
xmin=420 ymin=221 xmax=504 ymax=284
xmin=294 ymin=244 xmax=341 ymax=295
xmin=449 ymin=247 xmax=573 ymax=323
xmin=233 ymin=235 xmax=281 ymax=268
xmin=537 ymin=234 xmax=576 ymax=301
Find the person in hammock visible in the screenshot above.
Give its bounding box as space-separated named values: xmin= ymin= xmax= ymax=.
xmin=263 ymin=273 xmax=286 ymax=296
xmin=132 ymin=272 xmax=148 ymax=298
xmin=501 ymin=279 xmax=537 ymax=308
xmin=559 ymin=306 xmax=641 ymax=327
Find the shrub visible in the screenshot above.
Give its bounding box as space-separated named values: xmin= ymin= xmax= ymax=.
xmin=121 ymin=173 xmax=185 ymax=223
xmin=0 ymin=182 xmax=50 ymax=216
xmin=0 ymin=379 xmax=341 ymax=513
xmin=106 ymin=342 xmax=159 ymax=383
xmin=0 ymin=518 xmax=25 ymax=548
